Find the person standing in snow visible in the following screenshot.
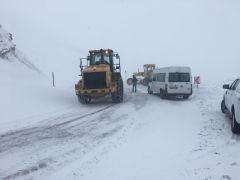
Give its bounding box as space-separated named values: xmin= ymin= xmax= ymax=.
xmin=132 ymin=75 xmax=138 ymax=93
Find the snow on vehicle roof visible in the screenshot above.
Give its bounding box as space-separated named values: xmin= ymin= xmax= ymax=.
xmin=89 ymin=49 xmax=113 ymax=53
xmin=153 ymin=66 xmax=191 ymax=73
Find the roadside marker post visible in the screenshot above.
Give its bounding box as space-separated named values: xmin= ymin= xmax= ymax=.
xmin=52 ymin=72 xmax=55 ymax=87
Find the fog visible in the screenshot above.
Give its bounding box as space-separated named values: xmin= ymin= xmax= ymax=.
xmin=1 ymin=0 xmax=240 ymax=83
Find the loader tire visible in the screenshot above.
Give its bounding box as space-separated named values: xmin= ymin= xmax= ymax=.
xmin=142 ymin=78 xmax=149 ymax=86
xmin=77 ymin=95 xmax=91 ymax=104
xmin=127 ymin=78 xmax=133 ymax=85
xmin=112 ymin=79 xmax=123 ymax=103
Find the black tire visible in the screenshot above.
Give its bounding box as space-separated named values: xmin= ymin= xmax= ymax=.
xmin=221 ymin=100 xmax=227 ymax=113
xmin=127 ymin=78 xmax=133 ymax=85
xmin=231 ymin=109 xmax=240 ymax=134
xmin=160 ymin=89 xmax=165 ymax=99
xmin=77 ymin=95 xmax=91 ymax=104
xmin=142 ymin=79 xmax=149 ymax=86
xmin=148 ymin=86 xmax=153 ymax=94
xmin=183 ymin=95 xmax=189 ymax=99
xmin=83 ymin=96 xmax=92 ymax=104
xmin=77 ymin=95 xmax=82 ymax=103
xmin=112 ymin=79 xmax=123 ymax=103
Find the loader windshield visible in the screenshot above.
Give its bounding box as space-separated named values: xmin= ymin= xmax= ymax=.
xmin=103 ymin=53 xmax=110 ymax=64
xmin=94 ymin=53 xmax=102 ymax=64
xmin=90 ymin=52 xmax=110 ymax=65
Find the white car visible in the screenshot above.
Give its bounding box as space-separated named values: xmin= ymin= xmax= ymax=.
xmin=221 ymin=78 xmax=240 ymax=134
xmin=148 ymin=66 xmax=193 ymax=99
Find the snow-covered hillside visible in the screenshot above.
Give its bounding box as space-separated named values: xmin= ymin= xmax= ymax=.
xmin=0 ymin=58 xmax=73 ymax=133
xmin=0 ymin=25 xmax=75 ymax=134
xmin=0 ymin=25 xmax=40 ymax=73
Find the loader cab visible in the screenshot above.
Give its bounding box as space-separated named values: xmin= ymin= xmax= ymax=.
xmin=89 ymin=49 xmax=112 ymax=65
xmin=87 ymin=49 xmax=120 ymax=72
xmin=143 ymin=64 xmax=155 ymax=73
xmin=80 ymin=49 xmax=121 ymax=73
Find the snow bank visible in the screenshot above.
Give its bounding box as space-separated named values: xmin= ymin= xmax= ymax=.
xmin=0 ymin=58 xmax=77 ymax=134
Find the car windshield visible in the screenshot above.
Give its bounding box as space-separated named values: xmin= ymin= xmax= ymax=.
xmin=169 ymin=73 xmax=190 ymax=82
xmin=91 ymin=52 xmax=110 ymax=65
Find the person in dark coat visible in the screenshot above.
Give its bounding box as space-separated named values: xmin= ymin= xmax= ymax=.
xmin=132 ymin=75 xmax=138 ymax=93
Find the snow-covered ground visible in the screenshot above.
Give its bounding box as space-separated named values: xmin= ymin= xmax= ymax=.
xmin=48 ymin=84 xmax=240 ymax=180
xmin=1 ymin=68 xmax=239 ymax=180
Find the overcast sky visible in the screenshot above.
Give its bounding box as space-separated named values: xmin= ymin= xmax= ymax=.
xmin=0 ymin=0 xmax=240 ymax=83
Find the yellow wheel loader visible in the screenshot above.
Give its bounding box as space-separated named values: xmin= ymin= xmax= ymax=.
xmin=127 ymin=64 xmax=155 ymax=86
xmin=75 ymin=49 xmax=123 ymax=104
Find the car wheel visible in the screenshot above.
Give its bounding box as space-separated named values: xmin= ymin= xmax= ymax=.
xmin=160 ymin=89 xmax=165 ymax=99
xmin=183 ymin=95 xmax=189 ymax=99
xmin=221 ymin=100 xmax=227 ymax=113
xmin=231 ymin=109 xmax=240 ymax=134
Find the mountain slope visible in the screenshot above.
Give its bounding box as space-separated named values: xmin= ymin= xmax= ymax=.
xmin=0 ymin=25 xmax=41 ymax=73
xmin=0 ymin=25 xmax=75 ymax=134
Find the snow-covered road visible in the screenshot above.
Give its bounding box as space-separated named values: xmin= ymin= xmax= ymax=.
xmin=0 ymin=85 xmax=150 ymax=179
xmin=0 ymin=83 xmax=240 ymax=180
xmin=73 ymin=88 xmax=203 ymax=180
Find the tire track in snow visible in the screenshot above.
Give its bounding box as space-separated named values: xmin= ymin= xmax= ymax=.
xmin=0 ymin=104 xmax=121 ymax=180
xmin=0 ymin=104 xmax=115 ymax=154
xmin=0 ymin=90 xmax=144 ymax=180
